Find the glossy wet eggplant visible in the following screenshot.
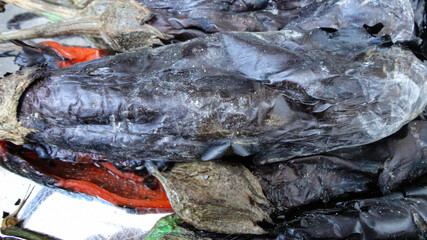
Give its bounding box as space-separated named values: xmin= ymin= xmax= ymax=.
xmin=248 ymin=119 xmax=427 ymax=211
xmin=412 ymin=0 xmax=427 ymax=60
xmin=2 ymin=27 xmax=425 ymax=165
xmin=0 ymin=2 xmax=427 ymax=239
xmin=0 ymin=0 xmax=415 ymax=51
xmin=285 ymin=179 xmax=427 ymax=239
xmin=148 ymin=177 xmax=427 ymax=239
xmin=142 ymin=0 xmax=414 ymax=42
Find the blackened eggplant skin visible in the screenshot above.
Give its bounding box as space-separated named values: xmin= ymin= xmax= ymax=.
xmin=412 ymin=0 xmax=427 ymax=60
xmin=327 ymin=119 xmax=427 ymax=194
xmin=0 ymin=142 xmax=57 ymax=187
xmin=287 ymin=181 xmax=427 ymax=239
xmin=147 ymin=179 xmax=427 ymax=239
xmin=251 ymin=120 xmax=427 ymax=211
xmin=252 ymin=155 xmax=378 ymax=212
xmin=378 ymin=120 xmax=427 ymax=193
xmin=0 ymin=0 xmax=414 ymax=53
xmin=213 ymin=180 xmax=427 ymax=239
xmin=142 ymin=0 xmax=414 ymax=42
xmin=15 ymin=27 xmax=427 ymax=164
xmin=0 ymin=0 xmax=414 ymax=52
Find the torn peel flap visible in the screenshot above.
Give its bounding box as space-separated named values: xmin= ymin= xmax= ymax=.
xmin=0 ymin=69 xmax=39 ymax=144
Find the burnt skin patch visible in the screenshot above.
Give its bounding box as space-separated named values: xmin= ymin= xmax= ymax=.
xmin=143 ymin=175 xmax=159 ymax=190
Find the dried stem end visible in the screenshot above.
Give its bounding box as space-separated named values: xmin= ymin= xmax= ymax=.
xmin=0 ymin=69 xmax=38 ymax=145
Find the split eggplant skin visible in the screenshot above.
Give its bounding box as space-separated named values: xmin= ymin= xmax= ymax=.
xmin=17 ymin=27 xmax=427 ymax=164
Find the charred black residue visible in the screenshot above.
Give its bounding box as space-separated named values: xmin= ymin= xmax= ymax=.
xmin=143 ymin=175 xmax=158 ymax=190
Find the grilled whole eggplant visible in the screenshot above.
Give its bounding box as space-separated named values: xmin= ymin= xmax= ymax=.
xmin=142 ymin=0 xmax=414 ymax=42
xmin=251 ymin=120 xmax=427 ymax=211
xmin=146 ymin=119 xmax=427 ymax=235
xmin=0 ymin=1 xmax=426 ymax=239
xmin=2 ymin=119 xmax=426 ymax=235
xmin=0 ymin=0 xmax=414 ymax=51
xmin=1 ymin=27 xmax=426 ymax=164
xmin=146 ymin=178 xmax=427 ymax=239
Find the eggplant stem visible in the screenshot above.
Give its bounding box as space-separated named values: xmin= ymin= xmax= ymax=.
xmin=1 ymin=186 xmax=58 ymax=240
xmin=0 ymin=69 xmax=39 ymax=145
xmin=3 ymin=185 xmax=34 ymax=225
xmin=2 ymin=0 xmax=78 ymax=21
xmin=0 ymin=16 xmax=102 ymax=42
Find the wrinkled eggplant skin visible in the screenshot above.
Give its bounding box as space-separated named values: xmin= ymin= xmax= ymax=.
xmin=285 ymin=0 xmax=413 ymax=42
xmin=0 ymin=0 xmax=414 ymax=52
xmin=412 ymin=0 xmax=427 ymax=59
xmin=0 ymin=142 xmax=57 ymax=187
xmin=379 ymin=121 xmax=427 ymax=193
xmin=248 ymin=120 xmax=427 ymax=239
xmin=288 ymin=184 xmax=427 ymax=239
xmin=0 ymin=1 xmax=426 ymax=239
xmin=252 ymin=155 xmax=378 ymax=212
xmin=170 ymin=179 xmax=427 ymax=239
xmin=327 ymin=120 xmax=427 ymax=194
xmin=413 ymin=0 xmax=426 ymax=38
xmin=251 ymin=120 xmax=427 ymax=212
xmin=18 ymin=27 xmax=427 ymax=164
xmin=142 ymin=0 xmax=413 ymax=42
